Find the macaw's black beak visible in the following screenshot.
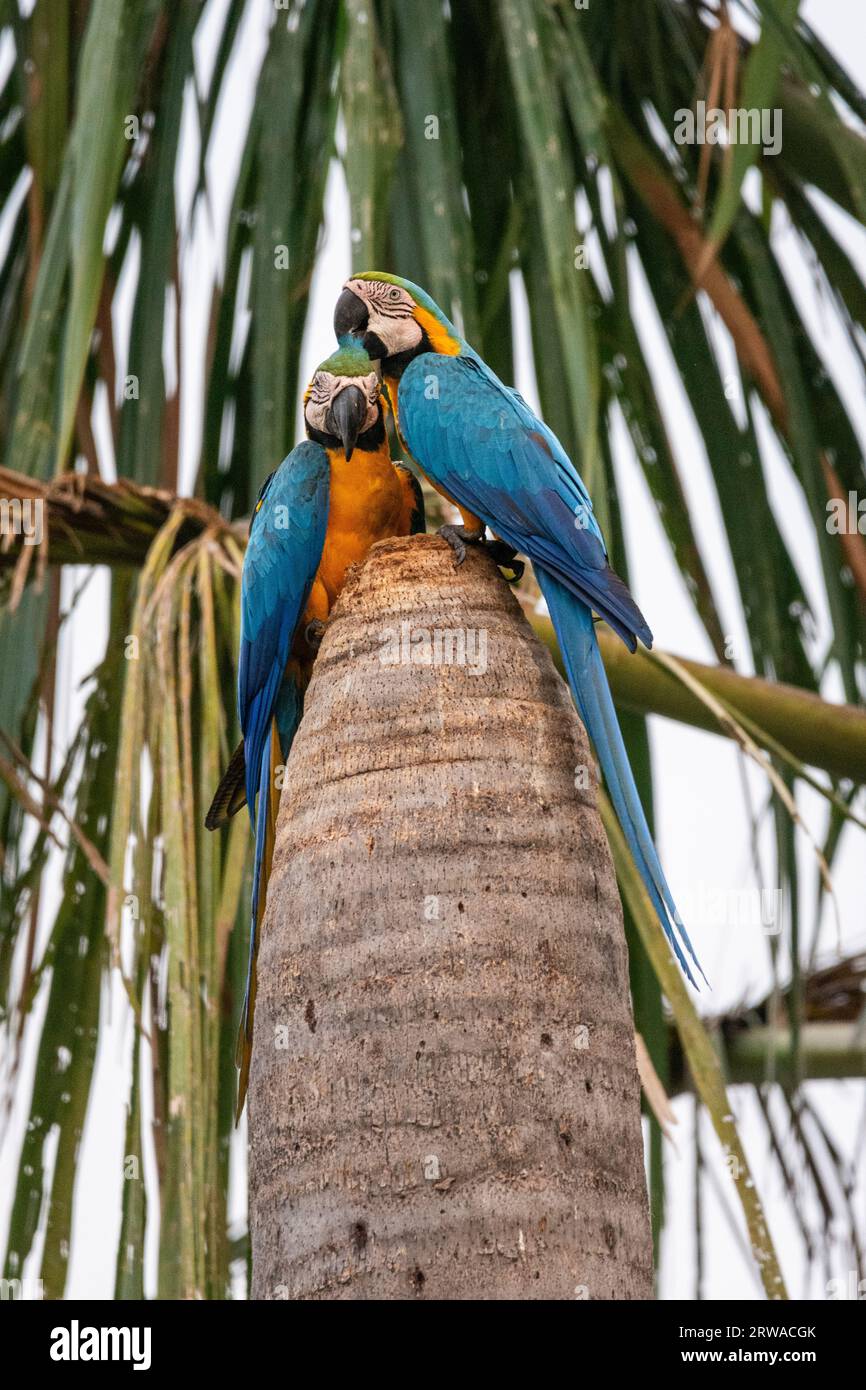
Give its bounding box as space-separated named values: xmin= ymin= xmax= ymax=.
xmin=327 ymin=384 xmax=367 ymax=461
xmin=333 ymin=286 xmax=368 ymax=337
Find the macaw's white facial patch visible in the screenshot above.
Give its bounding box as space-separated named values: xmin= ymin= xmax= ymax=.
xmin=303 ymin=371 xmax=381 ymax=436
xmin=345 ymin=278 xmax=423 ymax=357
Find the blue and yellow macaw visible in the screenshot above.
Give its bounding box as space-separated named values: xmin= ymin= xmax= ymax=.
xmin=334 ymin=274 xmax=705 ymax=987
xmin=206 ymin=336 xmax=424 ymax=1116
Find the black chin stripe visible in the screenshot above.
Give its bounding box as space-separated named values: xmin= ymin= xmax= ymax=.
xmin=363 ymin=330 xmax=389 ymax=360
xmin=359 ymin=413 xmax=386 ymax=450
xmin=306 ymin=412 xmax=386 ymax=454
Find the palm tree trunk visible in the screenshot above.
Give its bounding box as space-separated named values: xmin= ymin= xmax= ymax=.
xmin=248 ymin=535 xmax=653 ymax=1300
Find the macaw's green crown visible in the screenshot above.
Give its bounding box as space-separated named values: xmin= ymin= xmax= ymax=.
xmin=317 ymin=334 xmax=377 ymax=377
xmin=353 ymin=271 xmax=460 ymax=337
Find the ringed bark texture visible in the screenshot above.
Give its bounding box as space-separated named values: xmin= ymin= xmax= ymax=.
xmin=249 ymin=535 xmax=652 ymax=1300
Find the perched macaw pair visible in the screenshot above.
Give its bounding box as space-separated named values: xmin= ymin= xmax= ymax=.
xmin=210 ymin=272 xmax=706 ymax=1118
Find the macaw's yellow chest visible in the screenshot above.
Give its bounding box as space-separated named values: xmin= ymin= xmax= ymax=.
xmin=317 ymin=446 xmax=405 ymax=603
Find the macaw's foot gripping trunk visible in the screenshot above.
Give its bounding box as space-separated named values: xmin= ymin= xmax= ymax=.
xmin=248 ymin=534 xmax=653 ymax=1301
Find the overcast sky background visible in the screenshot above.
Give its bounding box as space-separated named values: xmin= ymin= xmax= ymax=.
xmin=1 ymin=0 xmax=864 ymax=1300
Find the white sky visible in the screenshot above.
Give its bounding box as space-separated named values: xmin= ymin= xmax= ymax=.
xmin=1 ymin=0 xmax=864 ymax=1301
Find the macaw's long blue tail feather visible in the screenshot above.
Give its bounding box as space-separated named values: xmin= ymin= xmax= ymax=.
xmin=537 ymin=570 xmax=707 ymax=989
xmin=235 ymin=678 xmax=305 ymax=1121
xmin=204 ymin=739 xmax=248 ymax=830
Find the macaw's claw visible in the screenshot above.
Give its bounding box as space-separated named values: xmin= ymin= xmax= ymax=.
xmin=438 ymin=523 xmax=486 ymax=567
xmin=486 ymin=539 xmax=525 ymax=584
xmin=304 ymin=618 xmax=327 ymax=650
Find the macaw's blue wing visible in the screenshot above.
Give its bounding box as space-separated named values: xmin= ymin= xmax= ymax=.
xmin=397 ymin=351 xmax=706 ymax=987
xmin=239 ymin=441 xmax=330 ymax=823
xmin=398 ymin=352 xmax=651 ymax=652
xmin=235 ymin=441 xmax=330 ymax=1118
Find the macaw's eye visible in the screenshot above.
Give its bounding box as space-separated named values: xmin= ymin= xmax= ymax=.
xmin=389 ymin=287 xmax=401 ymax=301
